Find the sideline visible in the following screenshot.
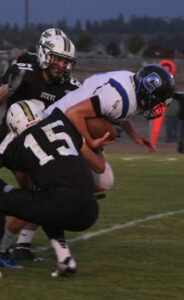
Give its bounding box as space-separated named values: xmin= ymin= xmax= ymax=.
xmin=35 ymin=208 xmax=184 ymax=252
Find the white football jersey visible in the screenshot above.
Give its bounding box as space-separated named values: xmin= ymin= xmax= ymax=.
xmin=44 ymin=70 xmax=138 ymax=122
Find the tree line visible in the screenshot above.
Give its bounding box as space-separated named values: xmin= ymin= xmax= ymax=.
xmin=0 ymin=15 xmax=184 ymax=56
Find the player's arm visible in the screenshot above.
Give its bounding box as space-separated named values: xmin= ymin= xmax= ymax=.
xmin=66 ymin=98 xmax=110 ymax=149
xmin=0 ymin=84 xmax=12 ymax=103
xmin=80 ymin=142 xmax=105 ymax=174
xmin=121 ymin=119 xmax=156 ymax=152
xmin=0 ymin=64 xmax=25 ymax=103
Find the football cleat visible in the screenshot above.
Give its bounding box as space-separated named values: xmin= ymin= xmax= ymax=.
xmin=51 ymin=256 xmax=77 ymax=277
xmin=0 ymin=251 xmax=23 ymax=269
xmin=10 ymin=243 xmax=44 ymax=262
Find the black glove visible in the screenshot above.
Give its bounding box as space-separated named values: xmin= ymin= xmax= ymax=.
xmin=5 ymin=65 xmax=25 ymax=94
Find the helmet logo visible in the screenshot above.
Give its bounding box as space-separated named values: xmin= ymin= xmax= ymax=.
xmin=44 ymin=41 xmax=55 ymax=49
xmin=143 ymin=72 xmax=161 ymax=93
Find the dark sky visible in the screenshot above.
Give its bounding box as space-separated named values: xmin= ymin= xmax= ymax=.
xmin=0 ymin=0 xmax=183 ymax=27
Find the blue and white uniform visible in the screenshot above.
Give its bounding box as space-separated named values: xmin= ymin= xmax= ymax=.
xmin=44 ymin=71 xmax=137 ymax=122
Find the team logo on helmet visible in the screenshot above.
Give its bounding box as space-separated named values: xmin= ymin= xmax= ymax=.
xmin=143 ymin=72 xmax=162 ymax=93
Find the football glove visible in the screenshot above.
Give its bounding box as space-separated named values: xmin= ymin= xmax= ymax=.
xmin=5 ymin=65 xmax=25 ymax=94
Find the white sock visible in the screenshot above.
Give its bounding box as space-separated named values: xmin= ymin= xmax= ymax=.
xmin=0 ymin=228 xmax=16 ymax=252
xmin=16 ymin=229 xmax=36 ymax=245
xmin=50 ymin=239 xmax=71 ymax=262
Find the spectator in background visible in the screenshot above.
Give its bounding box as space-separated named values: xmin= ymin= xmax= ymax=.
xmin=164 ymin=97 xmax=179 ymax=143
xmin=174 ymin=92 xmax=184 ymax=153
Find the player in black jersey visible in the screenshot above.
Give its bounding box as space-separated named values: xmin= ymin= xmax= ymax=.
xmin=0 ymin=28 xmax=80 ymax=267
xmin=0 ymin=27 xmax=80 ymax=135
xmin=0 ymin=100 xmax=105 ymax=276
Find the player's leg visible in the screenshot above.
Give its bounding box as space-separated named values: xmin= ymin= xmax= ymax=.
xmin=0 ymin=186 xmax=98 ymax=274
xmin=0 ymin=218 xmax=26 ymax=268
xmin=92 ymin=159 xmax=114 ymax=192
xmin=10 ymin=222 xmax=44 ymax=262
xmin=4 ymin=171 xmax=42 ymax=262
xmin=42 ymin=226 xmax=77 ymax=277
xmin=0 ymin=179 xmax=23 ymax=268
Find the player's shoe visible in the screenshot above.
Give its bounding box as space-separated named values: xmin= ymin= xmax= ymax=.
xmin=0 ymin=251 xmax=23 ymax=269
xmin=10 ymin=243 xmax=44 ymax=262
xmin=51 ymin=256 xmax=77 ymax=277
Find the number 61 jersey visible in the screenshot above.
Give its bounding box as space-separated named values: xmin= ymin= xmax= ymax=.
xmin=2 ymin=63 xmax=80 ymax=110
xmin=2 ymin=109 xmax=94 ymax=195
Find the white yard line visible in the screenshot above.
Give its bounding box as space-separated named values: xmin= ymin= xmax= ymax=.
xmin=121 ymin=156 xmax=178 ymax=161
xmin=35 ymin=208 xmax=184 ymax=253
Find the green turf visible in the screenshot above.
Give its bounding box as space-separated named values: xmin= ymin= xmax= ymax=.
xmin=0 ymin=152 xmax=184 ymax=300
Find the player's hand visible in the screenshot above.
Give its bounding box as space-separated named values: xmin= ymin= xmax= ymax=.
xmin=87 ymin=132 xmax=114 ymax=149
xmin=134 ymin=136 xmax=157 ymax=152
xmin=5 ymin=65 xmax=25 ymax=94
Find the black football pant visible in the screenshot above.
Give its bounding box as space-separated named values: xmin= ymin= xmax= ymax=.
xmin=0 ymin=187 xmax=99 ymax=239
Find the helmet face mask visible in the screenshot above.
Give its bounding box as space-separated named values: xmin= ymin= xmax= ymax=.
xmin=135 ymin=64 xmax=175 ymax=120
xmin=37 ymin=30 xmax=76 ymax=83
xmin=45 ymin=52 xmax=76 ymax=83
xmin=6 ymin=100 xmax=45 ymax=136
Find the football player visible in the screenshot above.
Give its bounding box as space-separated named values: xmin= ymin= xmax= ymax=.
xmin=44 ymin=64 xmax=175 ymax=150
xmin=0 ymin=100 xmax=106 ymax=276
xmin=0 ymin=28 xmax=80 ymax=267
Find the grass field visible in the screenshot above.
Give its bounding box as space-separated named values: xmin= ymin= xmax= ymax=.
xmin=0 ymin=152 xmax=184 ymax=300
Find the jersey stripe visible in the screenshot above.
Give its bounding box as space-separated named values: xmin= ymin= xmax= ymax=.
xmin=108 ymin=78 xmax=129 ymax=117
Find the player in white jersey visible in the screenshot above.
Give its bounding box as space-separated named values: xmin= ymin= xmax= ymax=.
xmin=45 ymin=70 xmax=136 ymax=120
xmin=45 ymin=64 xmax=175 ymax=150
xmin=44 ymin=64 xmax=175 ymax=194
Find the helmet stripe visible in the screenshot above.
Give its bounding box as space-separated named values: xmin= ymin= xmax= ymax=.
xmin=63 ymin=37 xmax=71 ymax=52
xmin=55 ymin=28 xmax=61 ymax=36
xmin=18 ymin=101 xmax=35 ymax=122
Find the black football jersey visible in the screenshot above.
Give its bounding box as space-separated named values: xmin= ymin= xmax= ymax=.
xmin=2 ymin=63 xmax=80 ymax=109
xmin=3 ymin=108 xmax=94 ymax=195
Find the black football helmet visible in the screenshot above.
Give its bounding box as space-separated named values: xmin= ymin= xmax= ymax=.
xmin=135 ymin=64 xmax=175 ymax=120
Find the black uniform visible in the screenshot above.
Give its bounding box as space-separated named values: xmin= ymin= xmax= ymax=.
xmin=0 ymin=62 xmax=80 ymax=143
xmin=17 ymin=52 xmax=38 ymax=65
xmin=2 ymin=63 xmax=80 ymax=110
xmin=0 ymin=109 xmax=98 ymax=237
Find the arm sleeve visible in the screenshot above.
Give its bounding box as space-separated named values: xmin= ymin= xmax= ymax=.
xmin=90 ymin=96 xmax=102 ymax=117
